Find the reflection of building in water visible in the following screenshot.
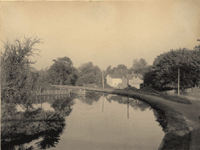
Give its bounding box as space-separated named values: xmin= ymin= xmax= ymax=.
xmin=33 ymin=102 xmax=55 ymax=111
xmin=16 ymin=102 xmax=55 ymax=112
xmin=106 ymin=94 xmax=116 ymax=99
xmin=122 ymin=97 xmax=139 ymax=103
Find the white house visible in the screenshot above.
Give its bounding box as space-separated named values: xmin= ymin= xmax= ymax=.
xmin=106 ymin=73 xmax=123 ymax=88
xmin=122 ymin=73 xmax=143 ymax=89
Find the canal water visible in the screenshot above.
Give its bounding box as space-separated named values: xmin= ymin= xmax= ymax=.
xmin=2 ymin=92 xmax=165 ymax=150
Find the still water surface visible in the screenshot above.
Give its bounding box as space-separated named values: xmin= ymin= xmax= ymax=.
xmin=4 ymin=92 xmax=165 ymax=150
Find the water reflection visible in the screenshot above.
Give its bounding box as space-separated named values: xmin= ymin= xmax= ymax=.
xmin=1 ymin=96 xmax=74 ymax=150
xmin=62 ymin=93 xmax=164 ymax=150
xmin=106 ymin=94 xmax=150 ymax=119
xmin=4 ymin=92 xmax=197 ymax=150
xmin=77 ymin=91 xmax=102 ymax=105
xmin=127 ymin=97 xmax=129 ymax=119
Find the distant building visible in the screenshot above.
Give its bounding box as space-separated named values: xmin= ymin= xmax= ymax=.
xmin=106 ymin=73 xmax=143 ymax=89
xmin=122 ymin=73 xmax=143 ymax=89
xmin=106 ymin=73 xmax=123 ymax=88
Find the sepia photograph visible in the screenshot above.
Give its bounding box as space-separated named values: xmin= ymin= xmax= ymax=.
xmin=1 ymin=0 xmax=200 ymax=150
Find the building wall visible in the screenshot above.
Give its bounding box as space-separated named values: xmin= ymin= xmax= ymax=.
xmin=106 ymin=75 xmax=113 ymax=86
xmin=132 ymin=84 xmax=140 ymax=89
xmin=129 ymin=77 xmax=143 ymax=89
xmin=112 ymin=78 xmax=122 ymax=87
xmin=129 ymin=78 xmax=143 ymax=85
xmin=122 ymin=77 xmax=128 ymax=88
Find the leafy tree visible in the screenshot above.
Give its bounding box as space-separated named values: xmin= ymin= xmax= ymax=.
xmin=143 ymin=65 xmax=157 ymax=87
xmin=116 ymin=64 xmax=127 ymax=70
xmin=151 ymin=48 xmax=200 ymax=89
xmin=37 ymin=68 xmax=50 ymax=83
xmin=116 ymin=64 xmax=128 ymax=74
xmin=76 ymin=62 xmax=103 ymax=86
xmin=47 ymin=57 xmax=78 ymax=85
xmin=1 ymin=36 xmax=42 ymax=107
xmin=131 ymin=58 xmax=148 ymax=75
xmin=105 ymin=64 xmax=128 ymax=75
xmin=105 ymin=65 xmax=112 ymax=75
xmin=194 ymin=44 xmax=200 ymax=51
xmin=78 ymin=62 xmax=94 ymax=75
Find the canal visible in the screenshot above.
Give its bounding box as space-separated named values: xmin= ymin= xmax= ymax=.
xmin=2 ymin=92 xmax=166 ymax=150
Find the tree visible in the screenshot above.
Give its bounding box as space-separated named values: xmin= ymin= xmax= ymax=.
xmin=1 ymin=36 xmax=42 ymax=107
xmin=151 ymin=48 xmax=200 ymax=89
xmin=105 ymin=64 xmax=128 ymax=75
xmin=131 ymin=58 xmax=148 ymax=75
xmin=116 ymin=64 xmax=127 ymax=70
xmin=47 ymin=57 xmax=77 ymax=85
xmin=105 ymin=65 xmax=112 ymax=75
xmin=143 ymin=65 xmax=157 ymax=87
xmin=78 ymin=62 xmax=94 ymax=75
xmin=75 ymin=62 xmax=102 ymax=86
xmin=194 ymin=44 xmax=200 ymax=51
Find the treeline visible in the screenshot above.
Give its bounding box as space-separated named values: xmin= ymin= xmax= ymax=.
xmin=1 ymin=36 xmax=200 ymax=107
xmin=38 ymin=58 xmax=150 ymax=88
xmin=144 ymin=46 xmax=200 ymax=90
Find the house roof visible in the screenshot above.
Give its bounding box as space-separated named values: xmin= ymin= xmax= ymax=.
xmin=137 ymin=74 xmax=143 ymax=80
xmin=123 ymin=74 xmax=143 ymax=80
xmin=124 ymin=74 xmax=134 ymax=79
xmin=109 ymin=73 xmax=123 ymax=79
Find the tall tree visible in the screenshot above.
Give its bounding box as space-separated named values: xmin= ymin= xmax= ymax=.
xmin=76 ymin=62 xmax=102 ymax=86
xmin=1 ymin=36 xmax=42 ymax=106
xmin=105 ymin=64 xmax=128 ymax=75
xmin=116 ymin=64 xmax=127 ymax=70
xmin=47 ymin=57 xmax=77 ymax=85
xmin=131 ymin=58 xmax=148 ymax=75
xmin=105 ymin=65 xmax=112 ymax=75
xmin=152 ymin=48 xmax=200 ymax=89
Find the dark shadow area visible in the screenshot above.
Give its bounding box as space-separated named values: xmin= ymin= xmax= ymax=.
xmin=153 ymin=106 xmax=200 ymax=150
xmin=1 ymin=97 xmax=74 ymax=150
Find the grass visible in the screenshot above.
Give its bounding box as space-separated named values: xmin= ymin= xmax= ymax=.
xmin=124 ymin=86 xmax=191 ymax=104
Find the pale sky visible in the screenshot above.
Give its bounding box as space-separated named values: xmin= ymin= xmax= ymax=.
xmin=1 ymin=1 xmax=200 ymax=70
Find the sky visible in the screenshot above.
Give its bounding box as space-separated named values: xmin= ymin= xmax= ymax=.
xmin=1 ymin=0 xmax=200 ymax=71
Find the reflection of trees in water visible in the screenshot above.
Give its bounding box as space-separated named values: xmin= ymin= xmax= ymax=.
xmin=129 ymin=100 xmax=150 ymax=111
xmin=152 ymin=109 xmax=194 ymax=150
xmin=51 ymin=97 xmax=75 ymax=117
xmin=1 ymin=97 xmax=74 ymax=150
xmin=106 ymin=95 xmax=150 ymax=111
xmin=1 ymin=118 xmax=65 ymax=150
xmin=78 ymin=92 xmax=102 ymax=105
xmin=152 ymin=109 xmax=167 ymax=133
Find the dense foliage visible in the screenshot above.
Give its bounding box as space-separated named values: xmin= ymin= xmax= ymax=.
xmin=129 ymin=58 xmax=148 ymax=75
xmin=1 ymin=37 xmax=42 ymax=108
xmin=75 ymin=62 xmax=103 ymax=86
xmin=105 ymin=64 xmax=128 ymax=75
xmin=47 ymin=57 xmax=78 ymax=85
xmin=144 ymin=46 xmax=200 ymax=89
